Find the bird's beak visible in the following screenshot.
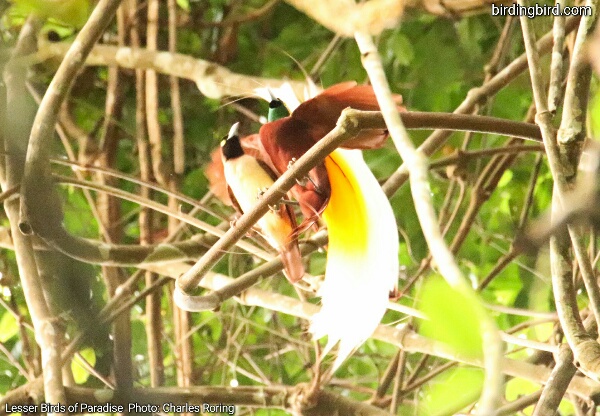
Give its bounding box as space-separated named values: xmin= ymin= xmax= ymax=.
xmin=267 ymin=87 xmax=277 ymax=101
xmin=228 ymin=122 xmax=240 ymax=139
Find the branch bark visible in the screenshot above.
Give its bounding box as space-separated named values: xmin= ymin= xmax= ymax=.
xmin=533 ymin=344 xmax=577 ymax=416
xmin=35 ymin=41 xmax=308 ymax=100
xmin=153 ymin=261 xmax=600 ymax=400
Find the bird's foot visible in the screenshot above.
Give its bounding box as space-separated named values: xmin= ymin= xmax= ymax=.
xmin=281 ymin=198 xmax=299 ymax=206
xmin=306 ymin=175 xmax=323 ymax=193
xmin=288 ymin=158 xmax=323 ymax=192
xmin=257 ymin=188 xmax=278 ymax=212
xmin=256 ymin=188 xmax=267 ymax=199
xmin=287 ymin=158 xmax=308 ymax=186
xmin=286 ymin=157 xmax=298 ymax=170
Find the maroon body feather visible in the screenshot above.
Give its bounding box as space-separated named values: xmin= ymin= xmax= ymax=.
xmin=259 ymin=82 xmax=404 ymax=226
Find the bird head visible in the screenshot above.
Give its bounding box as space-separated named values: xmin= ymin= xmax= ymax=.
xmin=267 ymin=88 xmax=291 ymax=122
xmin=220 ymin=122 xmax=244 ymax=161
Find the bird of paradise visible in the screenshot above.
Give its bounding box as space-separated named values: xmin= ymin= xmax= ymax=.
xmin=256 ymin=83 xmax=401 ymax=371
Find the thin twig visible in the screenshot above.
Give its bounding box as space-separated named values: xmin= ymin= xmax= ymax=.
xmin=496 ymin=390 xmax=542 ymax=416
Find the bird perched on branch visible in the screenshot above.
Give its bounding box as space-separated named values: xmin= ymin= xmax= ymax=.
xmin=206 ymin=82 xmax=402 ymax=370
xmin=257 ymin=83 xmax=401 ymax=371
xmin=220 ymin=122 xmax=304 ymax=283
xmin=258 ymin=81 xmax=404 ymax=229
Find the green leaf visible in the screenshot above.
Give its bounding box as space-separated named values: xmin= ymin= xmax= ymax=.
xmin=418 ymin=276 xmax=484 ymax=358
xmin=590 ymin=89 xmax=600 ymax=139
xmin=176 ymin=0 xmax=190 ymax=12
xmin=71 ymin=348 xmax=96 ymax=384
xmin=419 ymin=367 xmax=484 ymax=416
xmin=0 ymin=312 xmax=18 ymax=343
xmin=497 ymin=170 xmax=513 ymax=188
xmin=11 ymin=0 xmax=91 ymax=28
xmin=388 ymin=32 xmax=414 ymax=67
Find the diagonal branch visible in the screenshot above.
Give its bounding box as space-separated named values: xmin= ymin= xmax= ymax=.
xmin=532 ymin=344 xmax=576 ymax=416
xmin=173 ymin=109 xmax=541 ymax=296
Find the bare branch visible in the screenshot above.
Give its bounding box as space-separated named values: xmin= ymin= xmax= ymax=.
xmin=35 ymin=41 xmax=308 ymax=99
xmin=3 ymin=16 xmax=66 ymax=411
xmin=532 ymin=344 xmax=576 ymax=416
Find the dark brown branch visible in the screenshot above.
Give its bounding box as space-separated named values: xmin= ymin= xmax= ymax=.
xmin=97 ymin=4 xmax=133 ymax=396
xmin=533 ymin=344 xmax=577 ymax=416
xmin=401 ymin=111 xmax=541 ymax=142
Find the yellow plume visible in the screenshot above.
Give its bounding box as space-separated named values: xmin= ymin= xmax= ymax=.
xmin=310 ymin=149 xmax=399 ymax=371
xmin=255 ymin=85 xmax=400 ymax=371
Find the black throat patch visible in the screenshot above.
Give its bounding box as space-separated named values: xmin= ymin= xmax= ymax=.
xmin=221 ymin=135 xmax=245 ymax=160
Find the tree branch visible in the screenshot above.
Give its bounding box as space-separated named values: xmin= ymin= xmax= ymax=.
xmin=175 ymin=108 xmax=385 ymax=293
xmin=532 ymin=344 xmax=577 ymax=416
xmin=35 ymin=41 xmax=308 ymax=100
